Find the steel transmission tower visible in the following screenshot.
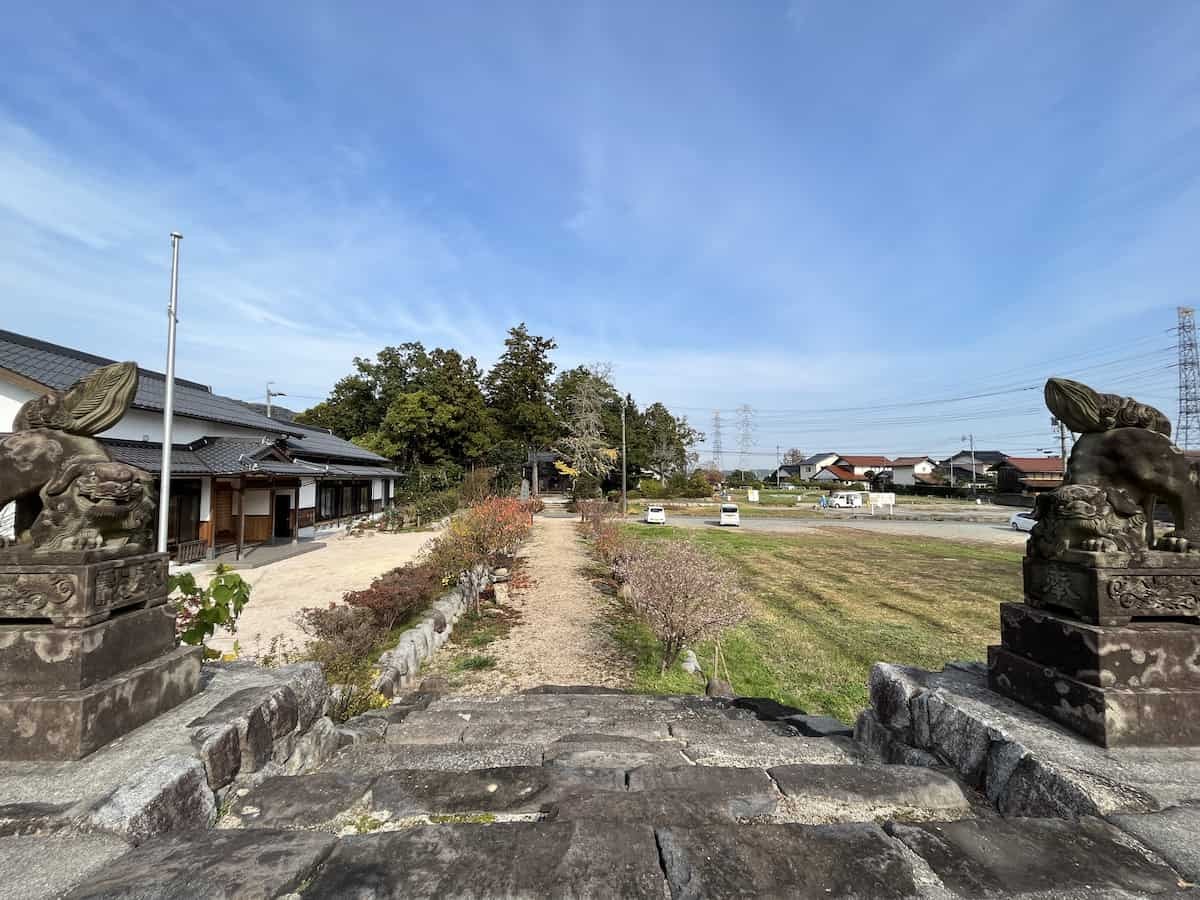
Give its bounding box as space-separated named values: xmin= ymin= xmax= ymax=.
xmin=1178 ymin=307 xmax=1200 ymax=449
xmin=736 ymin=404 xmax=754 ymax=473
xmin=711 ymin=410 xmax=724 ymax=472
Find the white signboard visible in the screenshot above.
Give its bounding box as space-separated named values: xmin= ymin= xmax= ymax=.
xmin=747 ymin=489 xmax=760 ymax=503
xmin=869 ymin=492 xmax=896 ymax=515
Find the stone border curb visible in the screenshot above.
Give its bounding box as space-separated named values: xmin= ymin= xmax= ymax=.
xmin=371 ymin=564 xmax=492 ymax=698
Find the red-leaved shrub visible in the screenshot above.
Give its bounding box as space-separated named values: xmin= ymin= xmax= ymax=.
xmin=343 ymin=561 xmax=441 ymax=632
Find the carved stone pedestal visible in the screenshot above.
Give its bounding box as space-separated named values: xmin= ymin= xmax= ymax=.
xmin=0 ymin=551 xmax=202 ymax=761
xmin=988 ymin=596 xmax=1200 ymax=747
xmin=1023 ymin=550 xmax=1200 ymax=626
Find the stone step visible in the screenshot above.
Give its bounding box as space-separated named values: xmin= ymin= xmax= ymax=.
xmin=66 ymin=814 xmax=1188 ymax=898
xmin=234 ymin=757 xmax=977 ymax=834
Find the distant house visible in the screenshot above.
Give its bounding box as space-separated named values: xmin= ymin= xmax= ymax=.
xmin=764 ymin=463 xmax=803 ymax=483
xmin=834 ymin=455 xmax=893 ymax=477
xmin=890 ymin=456 xmax=937 ymax=486
xmin=798 ymin=453 xmax=839 ymax=480
xmin=991 ymin=457 xmax=1064 ymax=494
xmin=941 ymin=450 xmax=1007 ymax=479
xmin=814 ymin=465 xmax=869 ymax=485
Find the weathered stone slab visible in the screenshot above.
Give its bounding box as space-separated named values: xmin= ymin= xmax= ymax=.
xmin=220 ymin=773 xmax=373 ymax=830
xmin=1111 ymin=806 xmax=1200 ymax=883
xmin=989 ymin=643 xmax=1200 ymax=747
xmin=0 ymin=833 xmax=130 ymax=900
xmin=283 ymin=716 xmax=341 ymax=775
xmin=0 ymin=800 xmax=72 ymax=837
xmin=0 ymin=552 xmax=168 ymax=628
xmin=680 ymin=734 xmax=861 ymax=767
xmin=853 ymin=709 xmax=941 ymax=767
xmin=82 ymin=755 xmax=215 ymax=845
xmin=768 ymin=763 xmax=971 ymax=822
xmin=0 ymin=662 xmax=292 ymax=811
xmin=655 ymin=823 xmax=918 ymax=899
xmin=886 ymin=817 xmax=1184 ymax=897
xmin=321 ymin=742 xmax=544 ymax=775
xmin=369 ymin=766 xmax=623 ymax=818
xmin=0 ymin=605 xmax=175 ymax=692
xmin=669 ymin=718 xmax=799 ymax=741
xmin=65 ymin=827 xmax=336 ymax=899
xmin=865 ymin=661 xmax=1200 ymax=817
xmin=549 ymin=790 xmax=744 ymax=825
xmin=384 ymin=710 xmax=469 ymax=744
xmin=627 ymin=765 xmax=779 ymax=816
xmin=188 ymin=687 xmax=275 ymax=774
xmin=542 ymin=735 xmax=690 ymax=769
xmin=302 ymin=822 xmax=665 ymax=898
xmin=0 ymin=645 xmax=202 ymax=761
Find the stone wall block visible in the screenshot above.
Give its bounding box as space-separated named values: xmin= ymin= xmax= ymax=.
xmin=192 ymin=723 xmax=242 ymax=791
xmin=867 ymin=663 xmax=921 ymax=736
xmin=283 ymin=717 xmax=341 ymax=775
xmin=913 ymin=690 xmax=995 ymax=788
xmin=273 ymin=663 xmax=330 ymax=731
xmin=372 ymin=666 xmax=401 ymax=699
xmin=83 ymin=755 xmax=216 ymax=846
xmin=261 ymin=685 xmax=299 ymax=740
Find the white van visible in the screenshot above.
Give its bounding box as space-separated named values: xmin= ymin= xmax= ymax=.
xmin=828 ymin=492 xmax=864 ymax=509
xmin=719 ymin=503 xmax=740 ymax=526
xmin=645 ymin=504 xmax=667 ymax=525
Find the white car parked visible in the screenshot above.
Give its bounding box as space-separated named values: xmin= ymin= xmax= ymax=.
xmin=719 ymin=503 xmax=741 ymax=526
xmin=1010 ymin=511 xmax=1037 ymax=532
xmin=645 ymin=505 xmax=667 ymax=525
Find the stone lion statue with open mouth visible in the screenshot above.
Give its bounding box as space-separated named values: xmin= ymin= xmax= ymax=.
xmin=0 ymin=361 xmax=155 ymax=555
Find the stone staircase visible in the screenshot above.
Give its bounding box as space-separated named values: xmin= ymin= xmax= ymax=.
xmin=62 ymin=687 xmax=1194 ymax=898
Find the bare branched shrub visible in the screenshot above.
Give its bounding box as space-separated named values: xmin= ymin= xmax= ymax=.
xmin=615 ymin=539 xmax=748 ymax=672
xmin=577 ymin=499 xmax=618 ymax=531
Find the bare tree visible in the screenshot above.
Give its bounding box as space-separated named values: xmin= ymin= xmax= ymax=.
xmin=555 ymin=363 xmax=617 ymax=481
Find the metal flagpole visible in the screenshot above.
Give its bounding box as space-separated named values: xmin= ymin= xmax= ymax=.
xmin=620 ymin=397 xmax=628 ymax=517
xmin=156 ymin=232 xmax=183 ymax=554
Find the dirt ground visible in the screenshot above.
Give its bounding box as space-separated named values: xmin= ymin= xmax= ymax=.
xmin=206 ymin=529 xmax=438 ymax=658
xmin=426 ymin=515 xmax=632 ymax=695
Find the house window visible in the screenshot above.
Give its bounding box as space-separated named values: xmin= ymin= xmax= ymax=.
xmin=318 ymin=483 xmax=338 ymax=520
xmin=357 ymin=483 xmax=370 ymax=513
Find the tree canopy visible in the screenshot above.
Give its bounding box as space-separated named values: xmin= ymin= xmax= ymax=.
xmin=295 ymin=322 xmax=702 ymax=488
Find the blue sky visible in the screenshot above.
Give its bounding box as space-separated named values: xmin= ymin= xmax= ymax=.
xmin=2 ymin=2 xmax=1198 ymax=465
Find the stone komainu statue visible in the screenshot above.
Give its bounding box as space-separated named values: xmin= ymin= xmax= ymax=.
xmin=0 ymin=362 xmax=156 ymax=554
xmin=1033 ymin=377 xmax=1198 ymax=555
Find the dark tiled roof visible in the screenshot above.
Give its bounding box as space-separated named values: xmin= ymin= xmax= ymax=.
xmin=0 ymin=329 xmax=305 ymax=437
xmin=1001 ymin=456 xmax=1064 ymax=475
xmin=803 ymin=453 xmax=838 ymax=465
xmin=104 ymin=439 xmax=211 ymax=475
xmin=891 ymin=456 xmax=934 ymax=467
xmin=283 ymin=427 xmax=388 ymax=463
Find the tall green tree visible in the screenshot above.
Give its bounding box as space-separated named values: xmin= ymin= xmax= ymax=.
xmin=642 ymin=402 xmax=703 ymax=480
xmin=484 ymin=324 xmax=558 ymax=452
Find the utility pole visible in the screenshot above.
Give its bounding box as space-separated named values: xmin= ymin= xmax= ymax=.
xmin=620 ymin=396 xmax=628 ymax=517
xmin=266 ymin=381 xmax=287 ymax=419
xmin=961 ymin=433 xmax=976 ymax=496
xmin=156 ymin=232 xmax=183 ymax=555
xmin=1179 ymin=307 xmax=1200 ymax=449
xmin=776 ymin=444 xmax=781 ymax=488
xmin=1051 ymin=415 xmax=1070 ymax=477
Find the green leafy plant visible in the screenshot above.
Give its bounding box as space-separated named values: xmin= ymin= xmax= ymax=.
xmin=168 ymin=565 xmax=252 ymax=650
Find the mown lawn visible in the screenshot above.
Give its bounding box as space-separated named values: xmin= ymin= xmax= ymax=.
xmin=609 ymin=525 xmax=1022 ymax=723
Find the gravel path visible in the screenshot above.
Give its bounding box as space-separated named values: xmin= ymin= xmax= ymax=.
xmin=433 ymin=515 xmax=632 ymax=695
xmin=206 ymin=529 xmax=438 ymax=658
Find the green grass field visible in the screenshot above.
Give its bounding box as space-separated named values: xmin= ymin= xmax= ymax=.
xmin=608 ymin=524 xmax=1022 ymax=723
